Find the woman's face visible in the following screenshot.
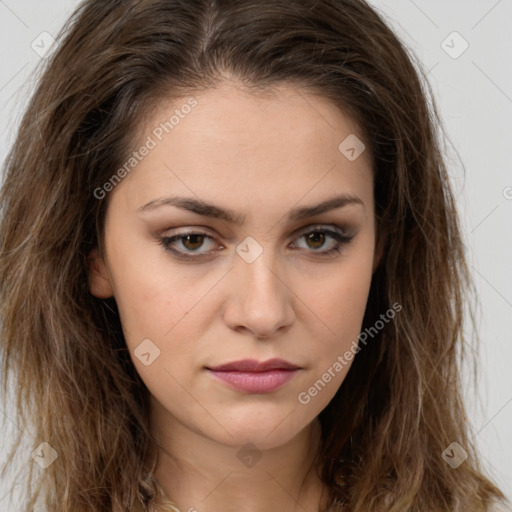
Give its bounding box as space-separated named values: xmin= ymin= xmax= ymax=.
xmin=89 ymin=82 xmax=379 ymax=450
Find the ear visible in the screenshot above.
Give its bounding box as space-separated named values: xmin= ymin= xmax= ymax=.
xmin=87 ymin=246 xmax=114 ymax=298
xmin=372 ymin=232 xmax=385 ymax=273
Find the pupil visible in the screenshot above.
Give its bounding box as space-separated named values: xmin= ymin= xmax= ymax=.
xmin=307 ymin=232 xmax=324 ymax=249
xmin=184 ymin=234 xmax=204 ymax=250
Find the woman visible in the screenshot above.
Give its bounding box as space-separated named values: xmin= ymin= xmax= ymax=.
xmin=0 ymin=0 xmax=508 ymax=511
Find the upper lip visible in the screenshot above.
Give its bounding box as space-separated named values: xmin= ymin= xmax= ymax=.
xmin=207 ymin=358 xmax=300 ymax=372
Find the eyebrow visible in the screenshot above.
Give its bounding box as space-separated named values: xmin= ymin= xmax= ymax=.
xmin=137 ymin=193 xmax=364 ymax=224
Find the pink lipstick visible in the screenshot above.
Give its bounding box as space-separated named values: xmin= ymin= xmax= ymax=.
xmin=206 ymin=358 xmax=300 ymax=394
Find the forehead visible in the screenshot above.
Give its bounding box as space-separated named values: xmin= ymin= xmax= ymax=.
xmin=146 ymin=82 xmax=367 ymax=152
xmin=110 ymin=82 xmax=373 ymax=216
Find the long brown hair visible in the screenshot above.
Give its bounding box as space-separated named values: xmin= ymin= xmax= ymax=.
xmin=0 ymin=0 xmax=507 ymax=510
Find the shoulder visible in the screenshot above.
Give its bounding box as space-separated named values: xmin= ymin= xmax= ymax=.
xmin=148 ymin=498 xmax=182 ymax=512
xmin=488 ymin=501 xmax=512 ymax=512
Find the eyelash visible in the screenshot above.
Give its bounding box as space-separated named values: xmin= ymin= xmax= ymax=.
xmin=158 ymin=225 xmax=355 ymax=260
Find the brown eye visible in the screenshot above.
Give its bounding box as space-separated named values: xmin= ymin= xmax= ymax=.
xmin=181 ymin=234 xmax=206 ymax=251
xmin=292 ymin=227 xmax=354 ymax=256
xmin=159 ymin=231 xmax=219 ymax=257
xmin=305 ymin=232 xmax=326 ymax=249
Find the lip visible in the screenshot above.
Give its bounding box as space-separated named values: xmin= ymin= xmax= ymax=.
xmin=207 ymin=358 xmax=300 ymax=372
xmin=205 ymin=358 xmax=301 ymax=394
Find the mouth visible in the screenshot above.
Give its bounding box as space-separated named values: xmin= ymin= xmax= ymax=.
xmin=205 ymin=358 xmax=301 ymax=394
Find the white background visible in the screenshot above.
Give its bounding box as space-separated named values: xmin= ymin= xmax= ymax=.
xmin=0 ymin=0 xmax=511 ymax=508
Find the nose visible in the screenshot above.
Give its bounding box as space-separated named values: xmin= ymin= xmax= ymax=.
xmin=222 ymin=247 xmax=295 ymax=339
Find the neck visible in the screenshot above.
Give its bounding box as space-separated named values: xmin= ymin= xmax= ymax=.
xmin=148 ymin=405 xmax=328 ymax=512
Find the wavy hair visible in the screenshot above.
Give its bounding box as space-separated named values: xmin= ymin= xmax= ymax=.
xmin=0 ymin=0 xmax=507 ymax=510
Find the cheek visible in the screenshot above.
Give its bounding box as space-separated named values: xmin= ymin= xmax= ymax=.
xmin=104 ymin=225 xmax=189 ymax=333
xmin=300 ymin=250 xmax=374 ymax=388
xmin=307 ymin=256 xmax=373 ymax=337
xmin=105 ymin=237 xmax=220 ymax=382
xmin=110 ymin=267 xmax=171 ymax=339
xmin=294 ymin=265 xmax=373 ymax=414
xmin=326 ymin=273 xmax=371 ymax=338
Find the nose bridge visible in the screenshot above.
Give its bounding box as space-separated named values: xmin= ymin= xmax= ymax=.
xmin=236 ymin=236 xmax=284 ymax=301
xmin=225 ymin=235 xmax=294 ymax=336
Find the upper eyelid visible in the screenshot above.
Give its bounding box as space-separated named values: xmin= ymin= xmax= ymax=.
xmin=162 ymin=222 xmax=351 ymax=239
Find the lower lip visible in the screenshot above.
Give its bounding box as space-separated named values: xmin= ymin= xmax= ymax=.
xmin=206 ymin=369 xmax=298 ymax=393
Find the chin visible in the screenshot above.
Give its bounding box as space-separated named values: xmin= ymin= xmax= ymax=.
xmin=208 ymin=411 xmax=311 ymax=451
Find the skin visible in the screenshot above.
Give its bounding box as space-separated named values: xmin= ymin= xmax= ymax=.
xmin=88 ymin=82 xmax=381 ymax=512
